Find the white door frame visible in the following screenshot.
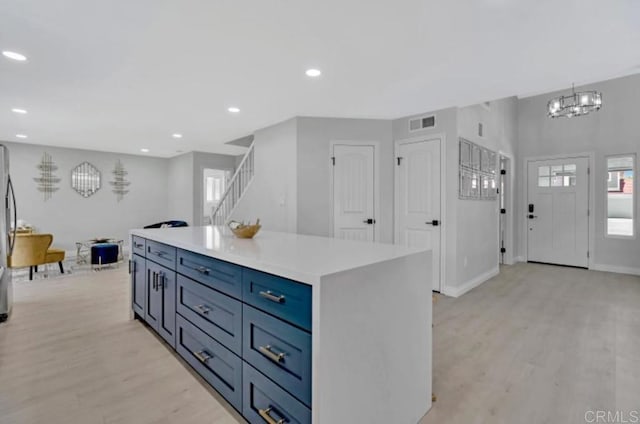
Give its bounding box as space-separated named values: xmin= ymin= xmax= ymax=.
xmin=330 ymin=140 xmax=381 ymax=242
xmin=498 ymin=151 xmax=515 ymax=265
xmin=522 ymin=152 xmax=595 ymax=269
xmin=394 ymin=133 xmax=446 ymax=292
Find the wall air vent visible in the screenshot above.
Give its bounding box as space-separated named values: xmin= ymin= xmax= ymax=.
xmin=408 ymin=115 xmax=436 ymax=132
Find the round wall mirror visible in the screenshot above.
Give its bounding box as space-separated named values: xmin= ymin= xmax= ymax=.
xmin=71 ymin=162 xmax=101 ymax=197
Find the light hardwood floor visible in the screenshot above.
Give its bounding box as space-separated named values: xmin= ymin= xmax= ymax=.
xmin=0 ymin=263 xmax=638 ymax=424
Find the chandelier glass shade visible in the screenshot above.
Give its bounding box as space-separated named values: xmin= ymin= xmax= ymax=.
xmin=547 ymin=85 xmax=602 ymax=118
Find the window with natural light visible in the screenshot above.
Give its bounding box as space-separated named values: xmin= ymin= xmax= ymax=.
xmin=606 ymin=155 xmax=635 ymax=237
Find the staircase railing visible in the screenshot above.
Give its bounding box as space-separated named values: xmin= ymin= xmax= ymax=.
xmin=210 ymin=142 xmax=255 ymax=226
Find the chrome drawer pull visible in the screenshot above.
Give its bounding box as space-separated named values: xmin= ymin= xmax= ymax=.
xmin=259 ymin=290 xmax=285 ymax=304
xmin=258 ymin=345 xmax=285 ymax=363
xmin=258 ymin=406 xmax=286 ymax=424
xmin=151 ymin=250 xmax=167 ymax=257
xmin=194 ymin=350 xmax=212 ymax=363
xmin=195 ymin=266 xmax=210 ymax=275
xmin=195 ymin=304 xmax=211 ymax=315
xmin=134 ymin=243 xmax=143 ymax=249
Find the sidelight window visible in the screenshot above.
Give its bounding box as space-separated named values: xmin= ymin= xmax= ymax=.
xmin=606 ymin=155 xmax=635 ymax=237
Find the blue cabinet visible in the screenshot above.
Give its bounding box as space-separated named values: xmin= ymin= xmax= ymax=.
xmin=132 ymin=236 xmax=313 ymax=420
xmin=243 ymin=362 xmax=311 ymax=424
xmin=131 ymin=254 xmax=146 ymax=316
xmin=243 ymin=305 xmax=312 ymax=406
xmin=132 ymin=236 xmax=146 ymax=257
xmin=242 ymin=269 xmax=312 ymax=332
xmin=146 ymin=260 xmax=176 ymax=348
xmin=146 ymin=240 xmax=177 ymax=269
xmin=177 ymin=249 xmax=242 ymax=299
xmin=176 ymin=274 xmax=242 ymax=356
xmin=176 ymin=315 xmax=243 ymax=411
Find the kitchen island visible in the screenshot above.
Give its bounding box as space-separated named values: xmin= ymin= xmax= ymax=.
xmin=130 ymin=225 xmax=432 ymax=424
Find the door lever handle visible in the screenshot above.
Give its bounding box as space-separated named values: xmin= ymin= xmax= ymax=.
xmin=362 ymin=218 xmax=376 ymax=224
xmin=425 ymin=220 xmax=439 ymax=226
xmin=528 ymin=214 xmax=537 ymax=219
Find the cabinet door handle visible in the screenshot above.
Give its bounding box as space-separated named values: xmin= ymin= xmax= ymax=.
xmin=195 ymin=304 xmax=211 ymax=315
xmin=196 ymin=266 xmax=210 ymax=275
xmin=152 ymin=250 xmax=167 ymax=257
xmin=259 ymin=290 xmax=285 ymax=304
xmin=158 ymin=272 xmax=165 ymax=290
xmin=152 ymin=272 xmax=157 ymax=290
xmin=258 ymin=406 xmax=286 ymax=424
xmin=134 ymin=242 xmax=143 ymax=249
xmin=258 ymin=345 xmax=286 ymax=363
xmin=194 ymin=350 xmax=212 ymax=363
xmin=128 ymin=259 xmax=132 ymax=274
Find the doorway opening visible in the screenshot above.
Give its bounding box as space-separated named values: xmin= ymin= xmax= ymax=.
xmin=203 ymin=168 xmax=231 ymax=224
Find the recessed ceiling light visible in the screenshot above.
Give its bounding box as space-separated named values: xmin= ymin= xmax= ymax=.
xmin=15 ymin=134 xmax=27 ymax=139
xmin=227 ymin=107 xmax=240 ymax=113
xmin=172 ymin=133 xmax=183 ymax=139
xmin=305 ymin=68 xmax=322 ymax=77
xmin=140 ymin=148 xmax=149 ymax=153
xmin=11 ymin=108 xmax=27 ymax=114
xmin=2 ymin=51 xmax=27 ymax=61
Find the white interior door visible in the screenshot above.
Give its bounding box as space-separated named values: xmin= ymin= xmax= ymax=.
xmin=527 ymin=157 xmax=589 ymax=267
xmin=396 ymin=138 xmax=441 ymax=291
xmin=333 ymin=144 xmax=376 ymax=242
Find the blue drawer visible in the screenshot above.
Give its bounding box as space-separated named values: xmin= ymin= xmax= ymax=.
xmin=177 ymin=249 xmax=242 ymax=299
xmin=176 ymin=315 xmax=242 ymax=411
xmin=243 ymin=305 xmax=312 ymax=407
xmin=242 ymin=269 xmax=312 ymax=331
xmin=243 ymin=362 xmax=311 ymax=424
xmin=176 ymin=274 xmax=242 ymax=356
xmin=131 ymin=236 xmax=146 ymax=257
xmin=146 ymin=240 xmax=176 ymax=270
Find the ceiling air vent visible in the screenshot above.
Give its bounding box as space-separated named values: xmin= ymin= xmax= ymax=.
xmin=408 ymin=115 xmax=436 ymax=132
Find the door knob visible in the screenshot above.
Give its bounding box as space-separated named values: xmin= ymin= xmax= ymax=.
xmin=363 ymin=218 xmax=376 ymax=224
xmin=426 ymin=220 xmax=440 ymax=226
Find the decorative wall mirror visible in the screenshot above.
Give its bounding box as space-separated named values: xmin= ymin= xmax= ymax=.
xmin=71 ymin=162 xmax=101 ymax=197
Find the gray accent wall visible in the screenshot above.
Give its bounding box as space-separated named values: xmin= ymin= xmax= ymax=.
xmin=4 ymin=141 xmax=169 ymax=252
xmin=517 ymin=74 xmax=640 ymax=272
xmin=296 ymin=117 xmax=393 ymax=243
xmin=231 ymin=118 xmax=298 ymax=233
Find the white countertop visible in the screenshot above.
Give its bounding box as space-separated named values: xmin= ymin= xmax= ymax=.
xmin=130 ymin=226 xmax=427 ymax=285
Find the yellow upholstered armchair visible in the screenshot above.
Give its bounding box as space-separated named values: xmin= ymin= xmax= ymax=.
xmin=7 ymin=234 xmax=66 ymax=280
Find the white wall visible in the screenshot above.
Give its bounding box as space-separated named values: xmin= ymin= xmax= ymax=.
xmin=517 ymin=74 xmax=640 ymax=273
xmin=4 ymin=141 xmax=169 ymax=252
xmin=231 ymin=118 xmax=298 ymax=233
xmin=167 ymin=152 xmax=194 ymax=225
xmin=296 ymin=117 xmax=393 ymax=242
xmin=455 ymin=98 xmax=518 ymax=288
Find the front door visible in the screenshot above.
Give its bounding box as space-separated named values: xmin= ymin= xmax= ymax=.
xmin=396 ymin=138 xmax=441 ymax=291
xmin=332 ymin=144 xmax=376 ymax=242
xmin=527 ymin=157 xmax=589 ymax=267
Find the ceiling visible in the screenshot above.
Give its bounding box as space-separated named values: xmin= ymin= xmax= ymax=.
xmin=1 ymin=1 xmax=639 ymax=157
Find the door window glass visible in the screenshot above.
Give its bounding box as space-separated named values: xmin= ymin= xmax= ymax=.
xmin=538 ymin=163 xmax=576 ymax=187
xmin=606 ymin=155 xmax=635 ymax=237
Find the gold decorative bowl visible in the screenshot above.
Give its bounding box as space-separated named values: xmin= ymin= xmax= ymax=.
xmin=228 ymin=219 xmax=261 ymax=239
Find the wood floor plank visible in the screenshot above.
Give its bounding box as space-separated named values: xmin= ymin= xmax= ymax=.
xmin=1 ymin=262 xmax=638 ymax=424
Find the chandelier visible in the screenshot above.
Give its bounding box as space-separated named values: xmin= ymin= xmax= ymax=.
xmin=547 ymin=84 xmax=602 ymax=118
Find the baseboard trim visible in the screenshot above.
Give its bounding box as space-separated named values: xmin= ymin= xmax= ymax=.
xmin=441 ymin=266 xmax=500 ymax=298
xmin=590 ymin=263 xmax=640 ymax=276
